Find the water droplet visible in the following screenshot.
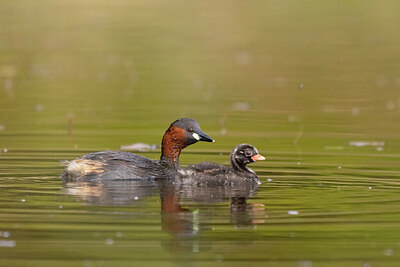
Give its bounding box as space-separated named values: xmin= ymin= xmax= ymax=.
xmin=383 ymin=248 xmax=394 ymax=256
xmin=21 ymin=199 xmax=26 ymax=203
xmin=288 ymin=210 xmax=299 ymax=215
xmin=351 ymin=107 xmax=360 ymax=116
xmin=235 ymin=51 xmax=251 ymax=66
xmin=83 ymin=260 xmax=92 ymax=267
xmin=375 ymin=75 xmax=387 ymax=87
xmin=215 ymin=254 xmax=224 ymax=262
xmin=34 ymin=104 xmax=44 ymax=112
xmin=298 ymin=260 xmax=312 ymax=267
xmin=386 ymin=100 xmax=395 ymax=110
xmin=288 ymin=114 xmax=296 ymax=122
xmin=233 ymin=102 xmax=250 ymax=111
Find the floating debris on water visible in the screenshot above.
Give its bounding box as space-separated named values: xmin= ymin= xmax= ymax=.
xmin=324 ymin=146 xmax=344 ymax=150
xmin=369 ymin=187 xmax=372 ymax=190
xmin=105 ymin=52 xmax=120 ymax=65
xmin=0 ymin=240 xmax=15 ymax=247
xmin=376 ymin=147 xmax=384 ymax=151
xmin=288 ymin=210 xmax=299 ymax=215
xmin=288 ymin=114 xmax=296 ymax=122
xmin=235 ymin=51 xmax=251 ymax=66
xmin=0 ymin=231 xmax=10 ymax=238
xmin=375 ymin=75 xmax=387 ymax=88
xmin=386 ymin=100 xmax=395 ymax=110
xmin=133 ymin=196 xmax=139 ymax=200
xmin=59 ymin=205 xmax=63 ymax=209
xmin=97 ymin=70 xmax=108 ymax=82
xmin=116 ymin=232 xmax=123 ymax=238
xmin=338 ymin=166 xmax=342 ymax=169
xmin=298 ymin=260 xmax=312 ymax=267
xmin=0 ymin=125 xmax=4 ymax=131
xmin=3 ymin=78 xmax=14 ymax=99
xmin=383 ymin=248 xmax=394 ymax=256
xmin=351 ymin=107 xmax=360 ymax=116
xmin=120 ymin=143 xmax=158 ymax=152
xmin=21 ymin=199 xmax=26 ymax=203
xmin=267 ymin=178 xmax=273 ymax=182
xmin=349 ymin=141 xmax=385 ymax=147
xmin=215 ymin=254 xmax=224 ymax=262
xmin=298 ymin=83 xmax=304 ymax=90
xmin=105 ymin=238 xmax=114 ymax=245
xmin=34 ymin=104 xmax=44 ymax=112
xmin=233 ymin=102 xmax=250 ymax=111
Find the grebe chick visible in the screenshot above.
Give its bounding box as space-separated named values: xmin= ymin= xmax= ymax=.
xmin=183 ymin=144 xmax=265 ymax=187
xmin=62 ymin=118 xmax=214 ymax=182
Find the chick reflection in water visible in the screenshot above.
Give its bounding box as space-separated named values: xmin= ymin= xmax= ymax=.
xmin=160 ymin=183 xmax=266 ymax=254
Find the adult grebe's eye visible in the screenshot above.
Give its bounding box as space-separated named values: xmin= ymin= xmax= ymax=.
xmin=188 ymin=127 xmax=193 ymax=132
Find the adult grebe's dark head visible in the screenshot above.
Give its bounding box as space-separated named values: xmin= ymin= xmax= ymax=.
xmin=161 ymin=118 xmax=214 ymax=163
xmin=230 ymin=144 xmax=265 ymax=172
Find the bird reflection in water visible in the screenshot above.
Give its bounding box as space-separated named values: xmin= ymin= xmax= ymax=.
xmin=62 ymin=179 xmax=159 ymax=206
xmin=159 ymin=180 xmax=266 ymax=254
xmin=62 ymin=176 xmax=266 ymax=253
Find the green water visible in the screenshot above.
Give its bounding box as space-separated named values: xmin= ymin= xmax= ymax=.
xmin=1 ymin=1 xmax=400 ymax=266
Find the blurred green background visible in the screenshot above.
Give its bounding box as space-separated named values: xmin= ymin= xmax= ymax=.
xmin=1 ymin=0 xmax=399 ymax=154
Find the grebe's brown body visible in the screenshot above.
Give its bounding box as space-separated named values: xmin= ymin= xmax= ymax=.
xmin=62 ymin=118 xmax=213 ymax=182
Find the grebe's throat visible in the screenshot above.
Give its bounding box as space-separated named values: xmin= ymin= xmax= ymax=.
xmin=160 ymin=126 xmax=187 ymax=163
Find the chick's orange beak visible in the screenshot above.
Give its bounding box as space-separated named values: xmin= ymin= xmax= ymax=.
xmin=251 ymin=154 xmax=266 ymax=161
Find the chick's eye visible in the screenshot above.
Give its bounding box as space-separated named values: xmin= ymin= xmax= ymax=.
xmin=245 ymin=151 xmax=252 ymax=157
xmin=188 ymin=127 xmax=193 ymax=132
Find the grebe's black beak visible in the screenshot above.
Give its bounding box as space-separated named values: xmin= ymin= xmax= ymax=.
xmin=192 ymin=129 xmax=214 ymax=142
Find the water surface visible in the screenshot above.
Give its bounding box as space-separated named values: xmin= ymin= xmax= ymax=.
xmin=1 ymin=1 xmax=400 ymax=266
